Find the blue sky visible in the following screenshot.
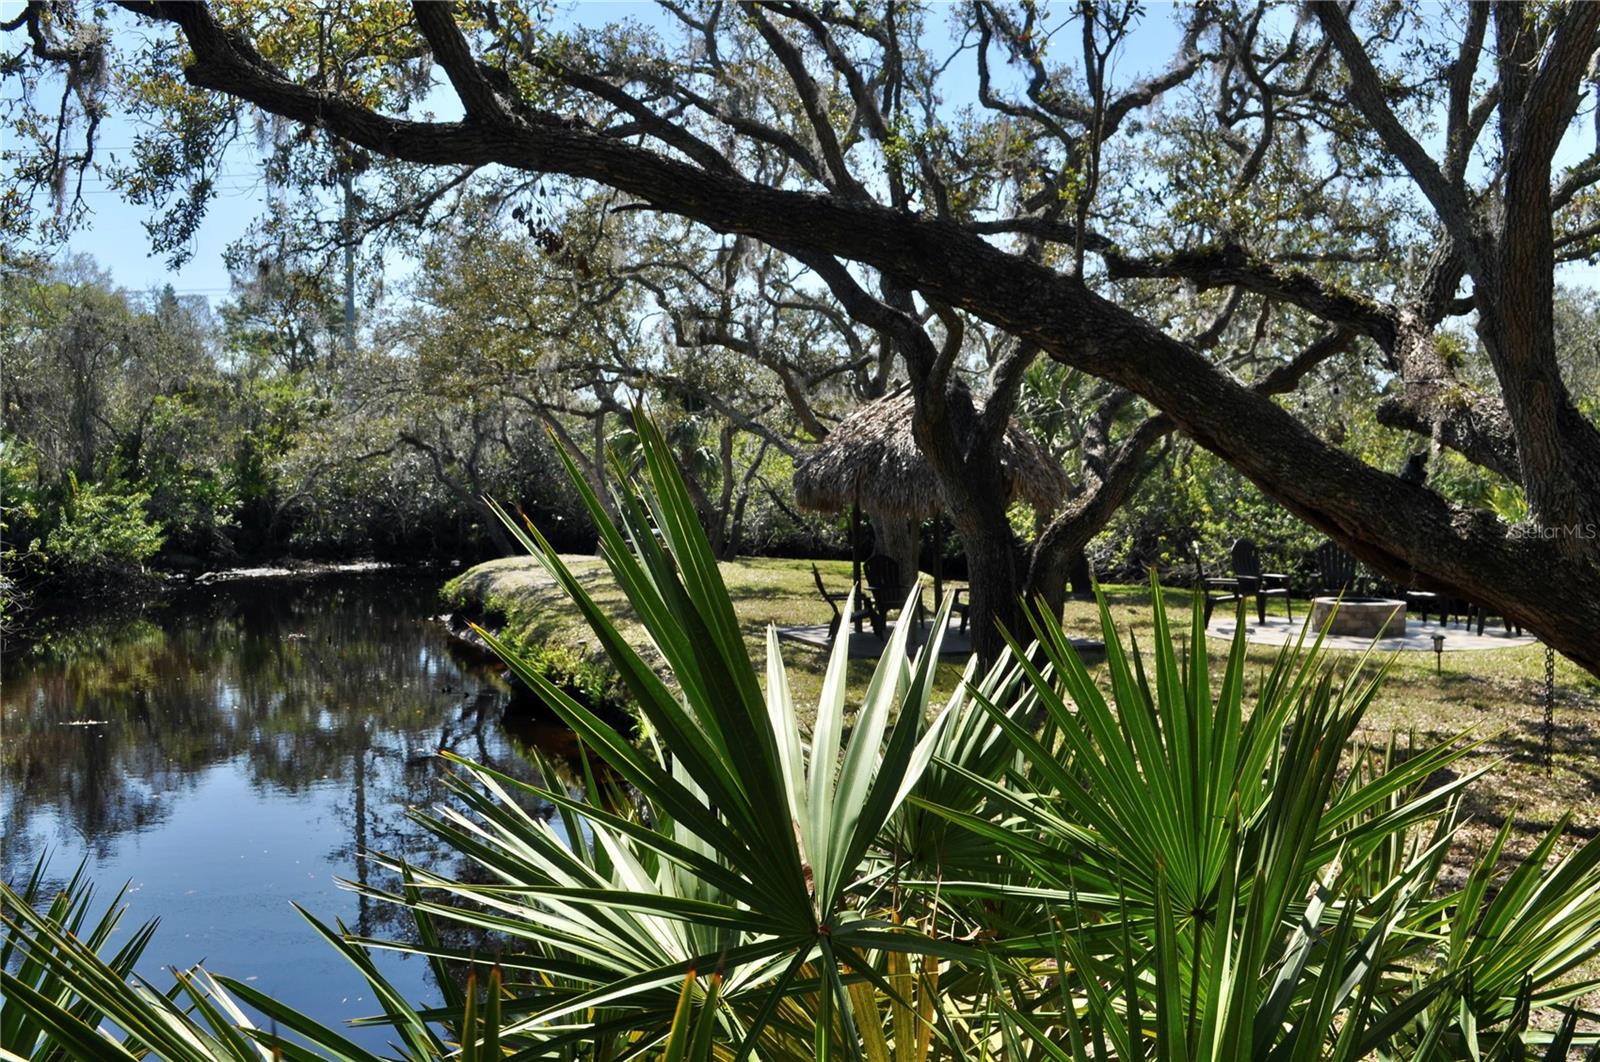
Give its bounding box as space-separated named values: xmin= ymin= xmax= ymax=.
xmin=38 ymin=128 xmax=273 ymax=301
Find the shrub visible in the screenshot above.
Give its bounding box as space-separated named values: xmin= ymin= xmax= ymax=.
xmin=41 ymin=475 xmax=164 ymax=579
xmin=1 ymin=437 xmax=48 ymax=629
xmin=500 ymin=636 xmax=633 ymax=722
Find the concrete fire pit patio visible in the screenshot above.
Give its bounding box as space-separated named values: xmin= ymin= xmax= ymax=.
xmin=1204 ymin=612 xmax=1536 ymax=653
xmin=1308 ymin=596 xmax=1407 ymax=639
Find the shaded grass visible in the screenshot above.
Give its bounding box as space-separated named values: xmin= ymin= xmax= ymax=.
xmin=445 ymin=556 xmax=1600 ymax=863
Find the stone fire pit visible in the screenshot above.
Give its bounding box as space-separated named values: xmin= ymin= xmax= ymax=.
xmin=1308 ymin=596 xmax=1407 ymax=639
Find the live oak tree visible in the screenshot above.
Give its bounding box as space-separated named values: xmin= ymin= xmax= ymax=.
xmin=645 ymin=223 xmax=1198 ymax=589
xmin=402 ymin=198 xmax=836 ymax=559
xmin=9 ymin=0 xmax=1600 ymax=672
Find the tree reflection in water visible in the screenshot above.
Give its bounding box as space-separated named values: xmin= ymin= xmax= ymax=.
xmin=0 ymin=573 xmax=573 ymax=1044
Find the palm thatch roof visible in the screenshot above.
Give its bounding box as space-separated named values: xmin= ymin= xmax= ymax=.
xmin=794 ymin=384 xmax=1070 ymax=520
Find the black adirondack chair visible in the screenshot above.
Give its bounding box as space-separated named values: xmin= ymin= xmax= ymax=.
xmin=1466 ymin=600 xmax=1524 ymax=636
xmin=1196 ymin=543 xmax=1240 ymax=626
xmin=861 ymin=554 xmax=922 ymax=640
xmin=1237 ymin=538 xmax=1293 ymax=624
xmin=1311 ymin=540 xmax=1358 ymax=595
xmin=1199 ymin=538 xmax=1292 ymax=625
xmin=810 ymin=564 xmax=855 ymax=637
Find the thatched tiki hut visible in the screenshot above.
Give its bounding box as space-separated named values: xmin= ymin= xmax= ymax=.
xmin=794 ymin=385 xmax=1070 ymax=604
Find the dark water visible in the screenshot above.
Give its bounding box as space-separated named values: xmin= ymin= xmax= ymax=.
xmin=0 ymin=572 xmax=563 ymax=1046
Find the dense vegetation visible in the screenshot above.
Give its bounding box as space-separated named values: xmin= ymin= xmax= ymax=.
xmin=6 ymin=415 xmax=1600 ymax=1060
xmin=0 ymin=254 xmax=577 ymax=593
xmin=0 ymin=249 xmax=840 ymax=631
xmin=11 ymin=240 xmax=1585 ymax=643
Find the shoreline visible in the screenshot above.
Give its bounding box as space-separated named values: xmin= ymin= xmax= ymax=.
xmin=7 ymin=560 xmax=469 ymax=657
xmin=185 ymin=558 xmax=410 ymax=584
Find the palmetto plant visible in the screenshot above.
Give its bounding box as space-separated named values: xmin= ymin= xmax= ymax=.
xmin=5 ymin=410 xmax=1600 ymax=1060
xmin=0 ymin=854 xmax=520 ymax=1062
xmin=941 ymin=601 xmax=1600 ymax=1060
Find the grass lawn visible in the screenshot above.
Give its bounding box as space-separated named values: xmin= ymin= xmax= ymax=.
xmin=444 ymin=554 xmax=1600 ymax=863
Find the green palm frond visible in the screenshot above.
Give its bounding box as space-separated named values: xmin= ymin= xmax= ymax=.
xmin=0 ymin=859 xmax=413 ymax=1062
xmin=421 ymin=407 xmax=979 ymax=1052
xmin=910 ymin=578 xmax=1600 ymax=1059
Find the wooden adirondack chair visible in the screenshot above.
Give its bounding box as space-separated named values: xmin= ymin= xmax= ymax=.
xmin=810 ymin=564 xmax=856 ymax=637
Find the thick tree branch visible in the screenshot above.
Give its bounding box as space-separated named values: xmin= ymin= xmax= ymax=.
xmin=741 ymin=4 xmax=867 ymax=199
xmin=410 ymin=3 xmax=512 ymax=123
xmin=1252 ymin=328 xmax=1353 ymax=395
xmin=1312 ymin=2 xmax=1481 ymax=254
xmin=1105 ymin=244 xmax=1400 ymax=353
xmin=1029 ymin=411 xmax=1172 ymax=567
xmin=556 ymin=63 xmax=735 ymax=174
xmin=1443 ymin=3 xmax=1490 ymax=181
xmin=1511 ymin=2 xmax=1600 ymax=174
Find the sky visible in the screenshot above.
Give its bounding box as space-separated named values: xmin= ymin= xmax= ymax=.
xmin=4 ymin=1 xmax=1595 ymax=304
xmin=34 ymin=128 xmax=273 ymax=302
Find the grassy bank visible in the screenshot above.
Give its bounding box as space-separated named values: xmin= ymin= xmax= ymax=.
xmin=443 ymin=555 xmax=902 ymax=710
xmin=445 ymin=555 xmax=1600 ymax=859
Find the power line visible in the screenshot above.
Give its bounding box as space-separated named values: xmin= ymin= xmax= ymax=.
xmin=62 ymin=187 xmax=269 ymax=196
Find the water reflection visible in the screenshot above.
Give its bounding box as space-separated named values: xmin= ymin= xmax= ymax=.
xmin=0 ymin=573 xmax=559 ymax=1045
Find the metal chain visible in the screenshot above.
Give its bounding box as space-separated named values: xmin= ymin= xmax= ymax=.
xmin=1543 ymin=644 xmax=1557 ymax=772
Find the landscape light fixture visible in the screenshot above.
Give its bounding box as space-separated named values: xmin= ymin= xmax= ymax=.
xmin=1431 ymin=633 xmax=1446 ymax=674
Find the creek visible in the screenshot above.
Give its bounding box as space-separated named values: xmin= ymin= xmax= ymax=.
xmin=0 ymin=572 xmax=571 ymax=1046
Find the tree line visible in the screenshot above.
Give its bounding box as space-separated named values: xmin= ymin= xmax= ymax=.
xmin=0 ymin=240 xmax=841 ymax=626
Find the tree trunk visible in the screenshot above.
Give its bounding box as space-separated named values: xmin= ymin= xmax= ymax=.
xmin=868 ymin=512 xmax=921 ymax=599
xmin=725 ymin=438 xmax=770 ymax=560
xmin=1022 ymin=417 xmax=1170 ymax=620
xmin=953 ymin=506 xmax=1027 ymax=666
xmin=1067 ymin=548 xmax=1093 ymax=598
xmin=1020 ymin=533 xmax=1072 ymax=623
